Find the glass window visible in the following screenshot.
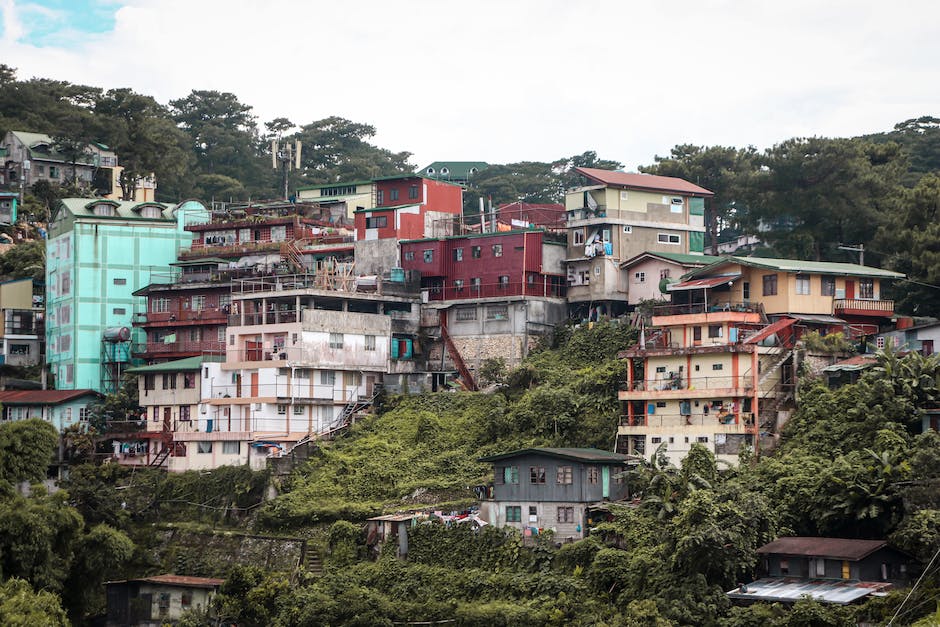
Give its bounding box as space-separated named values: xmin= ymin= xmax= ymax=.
xmin=556 ymin=465 xmax=573 ymax=484
xmin=277 ymin=404 xmax=287 ymax=415
xmin=365 ymin=216 xmax=387 ymax=229
xmin=657 ymin=233 xmax=681 ymax=244
xmin=404 ymin=251 xmax=415 ymax=261
xmin=321 ymin=370 xmax=336 ymax=385
xmin=821 ymin=276 xmax=836 ymax=296
xmin=453 ymin=248 xmax=463 ymax=261
xmin=162 ymin=374 xmax=176 ymax=389
xmin=423 ymin=249 xmax=434 ymax=263
xmin=708 ymin=325 xmax=723 ymax=338
xmin=222 ymin=441 xmax=240 ymax=455
xmin=796 ymin=274 xmax=811 ymax=295
xmin=471 ymin=246 xmax=481 ymax=258
xmin=329 ymin=333 xmax=343 ymax=349
xmin=408 ymin=185 xmax=419 ymax=199
xmin=859 ymin=278 xmax=874 ymax=299
xmin=390 ymin=189 xmax=399 ymax=201
xmin=529 ymin=466 xmax=546 ymax=484
xmin=762 ymin=274 xmax=778 ymax=296
xmin=197 ymin=441 xmax=212 ymax=454
xmin=506 ymin=506 xmax=522 ymax=522
xmin=179 ymin=406 xmax=191 ymax=421
xmin=492 ymin=244 xmax=503 ymax=257
xmin=588 ymin=467 xmax=599 ymax=484
xmin=183 ymin=372 xmax=196 ymax=388
xmin=364 ymin=335 xmax=376 ymax=351
xmin=557 ymin=506 xmax=575 ymax=523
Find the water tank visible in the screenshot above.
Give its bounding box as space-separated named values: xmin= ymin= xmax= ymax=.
xmin=103 ymin=327 xmax=131 ymax=342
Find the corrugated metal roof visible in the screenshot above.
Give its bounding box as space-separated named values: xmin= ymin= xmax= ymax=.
xmin=108 ymin=574 xmax=225 ymax=588
xmin=728 ymin=577 xmax=891 ymax=605
xmin=823 ymin=356 xmax=878 ymax=373
xmin=667 ymin=274 xmax=740 ymax=291
xmin=126 ymin=356 xmax=224 ymax=374
xmin=620 ymin=251 xmax=721 ymax=268
xmin=0 ymin=389 xmax=100 ymax=404
xmin=58 ymin=198 xmax=176 ymax=222
xmin=479 ymin=447 xmax=637 ymax=464
xmin=689 ymin=256 xmax=905 ymax=279
xmin=574 ymin=167 xmax=714 ymax=196
xmin=757 ymin=537 xmax=887 ymax=560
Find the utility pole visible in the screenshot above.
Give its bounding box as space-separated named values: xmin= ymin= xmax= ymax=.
xmin=271 ymin=139 xmax=302 ymax=201
xmin=838 ymin=243 xmax=865 ymax=266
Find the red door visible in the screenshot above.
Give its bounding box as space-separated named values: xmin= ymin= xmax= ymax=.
xmin=250 ymin=373 xmax=259 ymax=397
xmin=163 ymin=407 xmax=172 ymax=432
xmin=845 ymin=280 xmax=855 ymax=299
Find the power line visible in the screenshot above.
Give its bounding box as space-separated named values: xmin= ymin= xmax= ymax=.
xmin=888 ymin=544 xmax=940 ymax=626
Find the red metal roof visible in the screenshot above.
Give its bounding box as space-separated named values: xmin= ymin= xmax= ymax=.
xmin=757 ymin=537 xmax=887 ymax=560
xmin=667 ymin=275 xmax=739 ymax=291
xmin=575 ymin=167 xmax=714 ymax=196
xmin=743 ymin=317 xmax=797 ymax=345
xmin=110 ymin=574 xmax=225 ymax=588
xmin=0 ymin=389 xmax=101 ymax=405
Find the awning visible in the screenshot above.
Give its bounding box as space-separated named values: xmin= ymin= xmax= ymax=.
xmin=782 ymin=314 xmax=847 ymax=324
xmin=667 ymin=274 xmax=740 ymax=291
xmin=743 ymin=317 xmax=797 ymax=345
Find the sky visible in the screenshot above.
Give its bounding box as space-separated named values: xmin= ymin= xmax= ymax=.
xmin=1 ymin=0 xmax=939 ymax=171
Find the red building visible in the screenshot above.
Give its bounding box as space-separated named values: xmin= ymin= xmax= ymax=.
xmin=355 ymin=175 xmax=463 ymax=241
xmin=399 ymin=229 xmax=567 ymax=301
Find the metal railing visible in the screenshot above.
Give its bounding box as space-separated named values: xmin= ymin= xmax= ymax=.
xmin=135 ymin=309 xmax=230 ymax=325
xmin=135 ymin=340 xmax=225 ymax=355
xmin=620 ymin=375 xmax=754 ymax=392
xmin=426 ymin=280 xmax=566 ymax=301
xmin=650 ymin=302 xmax=762 ymax=317
xmin=833 ymin=298 xmax=894 ymax=313
xmin=619 ymin=412 xmax=755 ymax=428
xmin=207 ymin=380 xmax=370 ymax=401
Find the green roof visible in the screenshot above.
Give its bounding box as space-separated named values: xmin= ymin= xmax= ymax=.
xmin=419 ymin=161 xmax=489 ymax=180
xmin=126 ymin=355 xmax=224 ymax=374
xmin=688 ymin=255 xmax=905 ymax=279
xmin=11 ymin=131 xmax=97 ymax=165
xmin=478 ymin=447 xmax=635 ymax=464
xmin=622 ymin=251 xmax=722 ymax=268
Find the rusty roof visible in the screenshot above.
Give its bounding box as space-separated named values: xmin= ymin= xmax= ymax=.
xmin=574 ymin=167 xmax=714 ymax=196
xmin=757 ymin=537 xmax=888 ymax=560
xmin=109 ymin=574 xmax=225 ymax=588
xmin=0 ymin=390 xmax=101 ymax=405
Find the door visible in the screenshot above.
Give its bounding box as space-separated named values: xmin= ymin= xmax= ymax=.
xmin=845 ymin=280 xmax=855 ymax=300
xmin=163 ymin=407 xmax=171 ymax=432
xmin=250 ymin=373 xmax=259 ymax=397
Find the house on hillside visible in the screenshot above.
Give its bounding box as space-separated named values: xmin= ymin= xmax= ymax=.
xmin=478 ymin=447 xmax=636 ymax=541
xmin=0 ymin=277 xmax=45 ymax=367
xmin=0 ymin=389 xmax=101 ymax=430
xmin=620 ymin=251 xmax=720 ymax=307
xmin=105 ymin=574 xmax=224 ymax=626
xmin=564 ymin=167 xmax=714 ymax=319
xmin=728 ymin=537 xmax=913 ymax=605
xmin=419 ymin=161 xmax=488 ymax=186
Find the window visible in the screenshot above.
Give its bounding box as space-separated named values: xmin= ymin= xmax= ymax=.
xmin=140 ymin=206 xmax=163 ymax=218
xmin=588 ymin=467 xmax=599 ymax=484
xmin=365 ymin=215 xmax=388 ymax=229
xmin=780 ymin=559 xmax=790 ymax=576
xmin=144 ymin=375 xmax=155 ymax=391
xmin=61 ymin=273 xmax=70 ymax=295
xmin=293 ymin=405 xmax=304 ymax=415
xmin=277 ymin=404 xmax=287 ymax=415
xmin=92 ymin=203 xmax=115 ymax=216
xmin=197 ymin=441 xmax=213 ymax=454
xmin=762 ymin=274 xmax=778 ymax=296
xmin=634 ymin=272 xmax=646 ymax=283
xmin=743 ymin=282 xmax=750 ymax=300
xmin=502 ymin=466 xmax=519 ymax=484
xmin=651 ymin=436 xmax=662 ymax=444
xmin=859 ymin=278 xmax=875 ymax=299
xmin=497 ymin=276 xmax=509 ymax=289
xmin=453 ymin=248 xmax=463 ymax=261
xmin=423 ymin=249 xmax=434 ymax=263
xmin=712 ymin=363 xmax=723 ymax=370
xmin=408 ymin=185 xmax=419 ymax=199
xmin=113 ymin=278 xmax=126 ymax=286
xmin=229 ymin=334 xmax=235 ymax=346
xmin=708 ymin=325 xmax=722 ymax=338
xmin=557 ymin=465 xmax=573 ymax=484
xmin=529 ymin=505 xmax=538 ymax=521
xmin=697 ymin=436 xmax=709 ymax=443
xmin=364 ymin=335 xmax=376 ymax=351
xmin=821 ymin=276 xmax=836 ymax=296
xmin=530 ymin=466 xmax=546 ymax=484
xmin=660 ymin=268 xmax=671 ymax=279
xmin=10 ymin=344 xmax=29 ymax=355
xmin=620 ymin=190 xmax=629 ymax=200
xmin=404 ymin=251 xmax=415 ymax=261
xmin=162 ymin=374 xmax=176 ymax=389
xmin=876 ymin=336 xmax=886 ymax=349
xmin=573 ymin=229 xmax=585 ymax=245
xmin=49 ymin=166 xmax=60 ymax=178
xmin=192 ymin=295 xmax=206 ymax=310
xmin=623 ymin=225 xmax=632 ymax=233
xmin=693 ymin=326 xmax=702 ymax=341
xmin=470 ymin=277 xmax=481 ymax=290
xmin=655 ymin=366 xmax=667 ymax=373
xmin=189 ymin=328 xmax=202 ymax=342
xmin=321 ymin=370 xmax=336 ymax=385
xmin=506 ymin=506 xmax=522 ymax=522
xmin=657 ymin=233 xmax=681 ymax=245
xmin=79 ymin=407 xmax=89 ymax=422
xmin=329 ymin=333 xmax=344 ymax=349
xmin=390 ymin=189 xmax=399 ymax=201
xmin=219 ymin=328 xmax=226 ymax=343
xmin=796 ymin=274 xmax=811 ymax=295
xmin=454 ymin=279 xmax=464 ymax=292
xmin=486 ymin=305 xmax=508 ymax=320
xmin=180 ymin=406 xmax=191 ymax=421
xmin=376 ymin=190 xmax=384 ymax=204
xmin=222 ymin=441 xmax=240 ymax=455
xmin=152 ymin=298 xmax=169 ymax=313
xmin=492 ymin=244 xmax=503 ymax=257
xmin=670 ymin=197 xmax=684 ymax=213
xmin=183 ymin=372 xmax=196 ymax=388
xmin=455 ymin=307 xmax=477 ymax=321
xmin=557 ymin=506 xmax=575 ymax=523
xmin=471 ymin=246 xmax=481 ymax=258
xmin=113 ymin=307 xmax=126 ymax=315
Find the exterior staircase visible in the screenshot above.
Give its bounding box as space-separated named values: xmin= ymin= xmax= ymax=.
xmin=280 ymin=239 xmax=309 ymax=273
xmin=148 ymin=445 xmax=171 ymax=468
xmin=304 ymin=547 xmax=323 ymax=575
xmin=439 ymin=311 xmax=478 ymax=391
xmin=285 ymin=385 xmax=383 ymax=457
xmin=758 ymin=347 xmax=794 ymax=386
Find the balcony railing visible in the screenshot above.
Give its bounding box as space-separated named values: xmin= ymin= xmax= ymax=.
xmin=135 ymin=340 xmax=225 ymax=356
xmin=206 ymin=380 xmax=371 ymax=401
xmin=135 ymin=309 xmax=230 ymax=326
xmin=649 ymin=302 xmax=763 ymax=317
xmin=619 ymin=412 xmax=756 ymax=428
xmin=620 ymin=374 xmax=754 ymax=392
xmin=834 ymin=298 xmax=894 ymax=314
xmin=426 ymin=280 xmax=566 ymax=301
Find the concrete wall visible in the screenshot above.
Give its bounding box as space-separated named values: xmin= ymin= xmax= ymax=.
xmin=354 ymin=238 xmax=400 ymax=275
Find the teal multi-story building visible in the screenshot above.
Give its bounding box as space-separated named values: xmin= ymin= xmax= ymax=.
xmin=46 ymin=198 xmax=209 ymax=393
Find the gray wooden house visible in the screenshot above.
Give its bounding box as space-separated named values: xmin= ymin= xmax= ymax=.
xmin=478 ymin=447 xmax=634 ymax=541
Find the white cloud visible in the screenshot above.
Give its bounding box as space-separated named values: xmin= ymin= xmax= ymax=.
xmin=2 ymin=0 xmax=939 ymax=170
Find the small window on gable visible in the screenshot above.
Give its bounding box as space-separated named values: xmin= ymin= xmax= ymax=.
xmin=139 ymin=205 xmax=163 ymax=218
xmin=92 ymin=203 xmax=116 ymax=217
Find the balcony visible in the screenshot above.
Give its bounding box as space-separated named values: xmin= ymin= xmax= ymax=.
xmin=833 ymin=298 xmax=894 ymax=317
xmin=134 ymin=309 xmax=229 ymax=327
xmin=134 ymin=340 xmax=225 ymax=357
xmin=618 ymin=412 xmax=756 ymax=430
xmin=426 ymin=279 xmax=566 ymax=302
xmin=618 ymin=374 xmax=754 ymax=400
